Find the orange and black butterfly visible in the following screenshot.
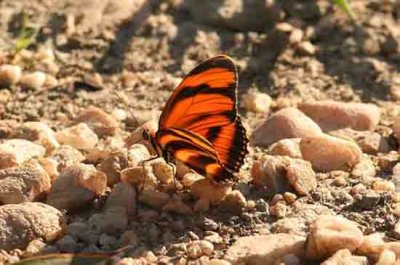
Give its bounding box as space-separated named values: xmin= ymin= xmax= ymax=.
xmin=142 ymin=55 xmax=249 ymax=182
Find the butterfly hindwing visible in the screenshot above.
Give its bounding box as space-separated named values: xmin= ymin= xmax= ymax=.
xmin=158 ymin=55 xmax=248 ymax=180
xmin=156 ymin=128 xmax=235 ymax=182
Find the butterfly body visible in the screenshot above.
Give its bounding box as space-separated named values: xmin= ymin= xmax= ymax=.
xmin=143 ymin=55 xmax=249 ymax=183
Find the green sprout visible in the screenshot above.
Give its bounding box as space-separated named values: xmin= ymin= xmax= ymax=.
xmin=14 ymin=13 xmax=40 ymax=54
xmin=331 ymin=0 xmax=356 ymax=21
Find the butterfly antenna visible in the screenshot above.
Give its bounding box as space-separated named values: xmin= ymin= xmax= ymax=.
xmin=113 ymin=90 xmax=140 ymax=128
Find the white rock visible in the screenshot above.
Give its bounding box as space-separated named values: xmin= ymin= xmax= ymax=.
xmin=0 ymin=64 xmax=21 ymax=87
xmin=0 ymin=139 xmax=45 ymax=169
xmin=56 ymin=123 xmax=98 ymax=151
xmin=20 ymin=71 xmax=47 ymax=90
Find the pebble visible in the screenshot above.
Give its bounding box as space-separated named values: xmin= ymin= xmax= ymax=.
xmin=50 ymin=145 xmax=84 ymax=172
xmin=105 ymin=182 xmax=136 ymax=217
xmin=377 ymin=152 xmax=399 ymax=172
xmin=47 ymin=163 xmax=107 ymax=211
xmin=306 ymin=215 xmax=364 ymax=260
xmin=268 ymin=138 xmax=302 ymax=158
xmin=163 ymin=196 xmax=192 ymax=215
xmin=392 ymin=115 xmax=400 ymax=145
xmin=97 ymin=151 xmax=128 ymax=186
xmin=270 ymin=202 xmax=288 ymax=218
xmin=20 ymin=71 xmax=47 ymax=90
xmin=0 ymin=64 xmax=21 ymax=87
xmin=330 ymin=128 xmax=391 ymax=155
xmin=241 ymin=90 xmax=272 ymax=113
xmin=219 ymin=190 xmax=247 ymax=214
xmin=357 ymin=232 xmax=385 ymax=258
xmin=320 ymin=249 xmax=367 ymax=265
xmin=191 ymin=179 xmax=232 ymax=205
xmin=285 ymin=159 xmax=317 ymax=195
xmin=283 ymin=192 xmax=297 ymax=204
xmin=375 ymin=249 xmax=396 ymax=265
xmin=152 ymin=160 xmax=175 ymax=186
xmin=351 ymin=155 xmax=377 ymax=184
xmin=251 ymin=107 xmax=322 ymax=147
xmin=127 ymin=144 xmax=151 ymax=167
xmin=88 ymin=207 xmax=128 ymax=234
xmin=121 ymin=166 xmax=158 ymax=190
xmin=23 ymin=239 xmax=46 ymax=257
xmin=138 ymin=189 xmax=171 ymax=209
xmin=224 ymin=234 xmax=305 ymax=264
xmin=251 ymin=155 xmax=291 ymax=191
xmin=299 ymin=100 xmax=381 ymax=131
xmin=0 ymin=202 xmax=64 ymax=251
xmin=298 ymin=41 xmax=316 ymax=56
xmin=300 ymin=134 xmax=362 ymax=172
xmin=0 ymin=161 xmax=51 ymax=204
xmin=56 ymin=123 xmax=99 ymax=151
xmin=181 ymin=173 xmax=204 ymax=187
xmin=13 ymin=121 xmax=59 ymax=153
xmin=72 ymin=107 xmax=119 ymax=137
xmin=0 ymin=139 xmax=46 ymax=169
xmin=209 ymin=259 xmax=231 ymax=265
xmin=56 ymin=235 xmax=77 ymax=252
xmin=372 ymin=180 xmax=395 ymax=193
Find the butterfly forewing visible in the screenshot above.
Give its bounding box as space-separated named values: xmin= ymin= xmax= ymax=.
xmin=157 ymin=55 xmax=248 ymax=181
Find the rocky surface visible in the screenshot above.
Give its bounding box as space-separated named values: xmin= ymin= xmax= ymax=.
xmin=0 ymin=0 xmax=399 ymax=264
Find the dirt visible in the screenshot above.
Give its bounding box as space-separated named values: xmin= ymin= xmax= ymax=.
xmin=0 ymin=0 xmax=399 ymax=264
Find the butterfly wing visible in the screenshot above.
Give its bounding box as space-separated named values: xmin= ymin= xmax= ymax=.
xmin=155 ymin=128 xmax=235 ymax=182
xmin=159 ymin=55 xmax=248 ymax=175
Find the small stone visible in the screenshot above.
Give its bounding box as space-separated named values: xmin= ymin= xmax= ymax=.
xmin=300 ymin=134 xmax=362 ymax=172
xmin=127 ymin=144 xmax=151 ymax=167
xmin=289 ymin=29 xmax=304 ymax=44
xmin=375 ymin=249 xmax=396 ymax=265
xmin=251 ymin=107 xmax=322 ymax=147
xmin=372 ymin=180 xmax=395 ymax=193
xmin=251 ymin=155 xmax=291 ymax=191
xmin=47 ymin=164 xmax=107 ymax=211
xmin=0 ymin=64 xmax=21 ymax=87
xmin=72 ymin=107 xmax=119 ymax=137
xmin=270 ymin=202 xmax=288 ymax=218
xmin=97 ymin=151 xmax=128 ymax=186
xmin=0 ymin=89 xmax=11 ymax=103
xmin=105 ymin=182 xmax=136 ymax=217
xmin=181 ymin=173 xmax=204 ymax=187
xmin=57 ymin=235 xmax=77 ymax=252
xmin=50 ymin=145 xmax=85 ymax=172
xmin=0 ymin=202 xmax=64 ymax=251
xmin=298 ymin=41 xmax=316 ymax=55
xmin=0 ymin=139 xmax=45 ymax=169
xmin=209 ymin=259 xmax=231 ymax=265
xmin=198 ymin=240 xmax=214 ymax=256
xmin=163 ymin=196 xmax=192 ymax=215
xmin=66 ymin=222 xmax=87 ymax=240
xmin=23 ymin=239 xmax=46 ymax=257
xmin=351 ymin=184 xmax=367 ymax=195
xmin=88 ymin=207 xmax=128 ymax=234
xmin=333 ymin=176 xmax=347 ymax=187
xmin=138 ymin=189 xmax=170 ymax=209
xmin=13 ymin=121 xmax=59 ymax=153
xmin=56 ymin=123 xmax=98 ymax=151
xmin=219 ymin=190 xmax=247 ymax=213
xmin=286 ymin=159 xmax=317 ymax=195
xmin=276 ymin=22 xmax=293 ymax=32
xmin=20 ymin=71 xmax=47 ymax=90
xmin=357 ymin=232 xmax=385 ymax=258
xmin=241 ymin=90 xmax=272 ymax=113
xmin=393 ymin=203 xmax=400 ymax=217
xmin=268 ymin=138 xmax=302 ymax=158
xmin=321 ymin=249 xmax=367 ymax=265
xmin=187 ymin=242 xmax=203 ymax=259
xmin=283 ymin=192 xmax=297 ymax=204
xmin=111 ymin=108 xmax=128 ymax=122
xmin=121 ymin=166 xmax=158 ymax=190
xmin=0 ymin=161 xmax=51 ymax=204
xmin=44 ymin=75 xmax=58 ymax=88
xmin=225 ymin=234 xmax=305 ymax=264
xmin=191 ymin=179 xmax=232 ymax=205
xmin=0 ymin=119 xmax=18 ymax=138
xmin=351 ymin=155 xmax=377 ymax=184
xmin=377 ymin=152 xmax=399 ymax=172
xmin=306 ymin=215 xmax=364 ymax=260
xmin=152 ymin=160 xmax=174 ymax=186
xmin=299 ymin=100 xmax=381 ymax=131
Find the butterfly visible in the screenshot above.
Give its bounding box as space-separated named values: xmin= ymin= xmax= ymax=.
xmin=141 ymin=55 xmax=249 ymax=182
